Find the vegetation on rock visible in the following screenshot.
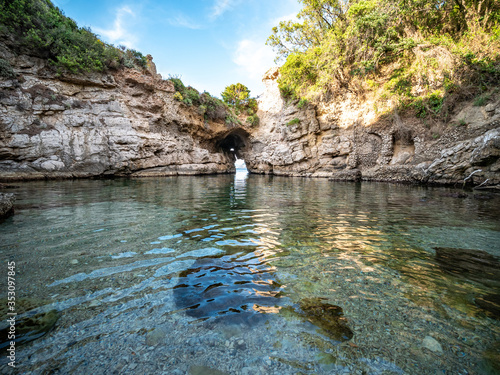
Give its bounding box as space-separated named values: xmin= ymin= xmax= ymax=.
xmin=221 ymin=83 xmax=252 ymax=107
xmin=169 ymin=75 xmax=233 ymax=123
xmin=221 ymin=83 xmax=259 ymax=125
xmin=0 ymin=0 xmax=261 ymax=128
xmin=267 ymin=0 xmax=500 ymax=120
xmin=0 ymin=0 xmax=147 ymax=73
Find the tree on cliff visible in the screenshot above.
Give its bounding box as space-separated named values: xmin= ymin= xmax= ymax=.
xmin=266 ymin=0 xmax=500 ymax=120
xmin=221 ymin=83 xmax=252 ymax=107
xmin=221 ymin=83 xmax=259 ymax=126
xmin=0 ymin=0 xmax=148 ymax=73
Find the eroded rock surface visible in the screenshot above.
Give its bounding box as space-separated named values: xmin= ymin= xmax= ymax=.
xmin=244 ymin=68 xmax=500 ymax=186
xmin=1 ymin=46 xmax=499 ymax=186
xmin=0 ymin=43 xmax=241 ymax=180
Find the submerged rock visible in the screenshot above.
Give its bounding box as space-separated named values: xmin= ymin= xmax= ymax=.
xmin=0 ymin=298 xmax=59 ymax=349
xmin=299 ymin=298 xmax=353 ymax=341
xmin=0 ymin=192 xmax=15 ymax=219
xmin=475 ymin=294 xmax=500 ymax=320
xmin=422 ymin=335 xmax=443 ymax=354
xmin=435 ymin=247 xmax=500 ymax=288
xmin=283 ymin=297 xmax=353 ymax=342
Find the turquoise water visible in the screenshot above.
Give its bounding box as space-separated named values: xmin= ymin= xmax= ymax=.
xmin=1 ymin=174 xmax=499 ymax=374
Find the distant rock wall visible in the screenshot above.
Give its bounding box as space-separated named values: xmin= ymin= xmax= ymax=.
xmin=243 ymin=68 xmax=500 ymax=186
xmin=1 ymin=44 xmax=499 ymax=186
xmin=0 ymin=44 xmax=238 ymax=180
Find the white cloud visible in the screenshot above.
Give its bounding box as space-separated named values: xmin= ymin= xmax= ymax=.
xmin=210 ymin=0 xmax=236 ymax=19
xmin=168 ymin=14 xmax=202 ymax=29
xmin=233 ymin=39 xmax=276 ymax=81
xmin=271 ymin=11 xmax=300 ymax=26
xmin=95 ymin=6 xmax=137 ymax=48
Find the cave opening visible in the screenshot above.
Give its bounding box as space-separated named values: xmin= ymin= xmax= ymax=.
xmin=218 ymin=133 xmax=246 ymax=157
xmin=216 ymin=130 xmax=250 ymax=173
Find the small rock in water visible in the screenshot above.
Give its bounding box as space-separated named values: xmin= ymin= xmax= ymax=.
xmin=422 ymin=335 xmax=443 ymax=354
xmin=296 ymin=297 xmax=353 ymax=341
xmin=189 ymin=365 xmax=228 ymax=375
xmin=70 ymin=259 xmax=79 ymax=264
xmin=145 ymin=328 xmax=166 ymax=347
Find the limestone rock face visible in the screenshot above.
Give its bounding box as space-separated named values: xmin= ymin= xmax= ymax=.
xmin=244 ymin=70 xmax=500 ymax=185
xmin=1 ymin=43 xmax=499 ymax=186
xmin=0 ymin=45 xmax=237 ymax=180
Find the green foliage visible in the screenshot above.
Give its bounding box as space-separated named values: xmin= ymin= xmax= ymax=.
xmin=473 ymin=93 xmax=490 ymax=106
xmin=173 ymin=92 xmax=183 ymax=101
xmin=168 ymin=77 xmax=201 ymax=106
xmin=225 ymin=113 xmax=242 ymax=126
xmin=221 ymin=83 xmax=251 ymax=107
xmin=221 ymin=82 xmax=259 ymax=121
xmin=169 ymin=77 xmax=229 ymax=121
xmin=407 ymin=90 xmax=445 ymax=118
xmin=122 ymin=48 xmax=147 ymax=69
xmin=278 ymin=52 xmax=317 ymax=98
xmin=297 ymin=98 xmax=309 ymax=108
xmin=268 ymin=0 xmax=500 ymax=119
xmin=0 ymin=0 xmax=148 ymax=73
xmin=287 ymin=118 xmax=301 ymax=126
xmin=183 ymin=86 xmax=201 ymax=106
xmin=246 ymin=98 xmax=258 ymax=115
xmin=0 ymin=58 xmax=15 ymax=78
xmin=246 ymin=114 xmax=260 ymax=126
xmin=200 ymin=92 xmax=228 ymax=121
xmin=168 ymin=77 xmax=186 ymax=93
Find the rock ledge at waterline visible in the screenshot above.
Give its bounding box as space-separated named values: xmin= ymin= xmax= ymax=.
xmin=243 ymin=68 xmax=500 ymax=186
xmin=0 ymin=47 xmax=499 ymax=186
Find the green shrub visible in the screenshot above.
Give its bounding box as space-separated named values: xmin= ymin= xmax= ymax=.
xmin=168 ymin=77 xmax=185 ymax=93
xmin=173 ymin=92 xmax=183 ymax=101
xmin=473 ymin=94 xmax=490 ymax=106
xmin=0 ymin=0 xmax=147 ymax=74
xmin=183 ymin=86 xmax=200 ymax=106
xmin=286 ymin=118 xmax=301 ymax=126
xmin=200 ymin=92 xmax=228 ymax=121
xmin=297 ymin=98 xmax=308 ymax=109
xmin=225 ymin=113 xmax=242 ymax=126
xmin=246 ymin=114 xmax=260 ymax=126
xmin=0 ymin=58 xmax=15 ymax=78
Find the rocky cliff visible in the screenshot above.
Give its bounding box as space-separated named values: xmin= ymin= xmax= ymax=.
xmin=1 ymin=46 xmax=499 ymax=186
xmin=242 ymin=68 xmax=500 ymax=186
xmin=0 ymin=43 xmax=243 ymax=180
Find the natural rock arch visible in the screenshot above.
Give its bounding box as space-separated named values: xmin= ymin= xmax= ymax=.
xmin=214 ymin=129 xmax=251 ymax=161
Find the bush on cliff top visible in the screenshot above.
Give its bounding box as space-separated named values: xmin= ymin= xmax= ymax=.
xmin=268 ymin=0 xmax=500 ymax=119
xmin=221 ymin=82 xmax=259 ymax=121
xmin=169 ymin=76 xmax=230 ymax=122
xmin=0 ymin=0 xmax=147 ymax=73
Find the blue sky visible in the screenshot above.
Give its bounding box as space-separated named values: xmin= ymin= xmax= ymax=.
xmin=51 ymin=0 xmax=302 ymax=98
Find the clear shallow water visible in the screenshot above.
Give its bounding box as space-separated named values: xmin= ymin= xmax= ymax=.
xmin=1 ymin=174 xmax=500 ymax=374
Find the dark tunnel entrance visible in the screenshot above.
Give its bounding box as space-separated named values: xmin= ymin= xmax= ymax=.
xmin=214 ymin=129 xmax=250 ymax=172
xmin=216 ymin=130 xmax=249 ymax=159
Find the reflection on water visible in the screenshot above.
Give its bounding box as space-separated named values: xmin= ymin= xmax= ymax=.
xmin=173 ymin=252 xmax=285 ymax=323
xmin=0 ymin=176 xmax=500 ymax=374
